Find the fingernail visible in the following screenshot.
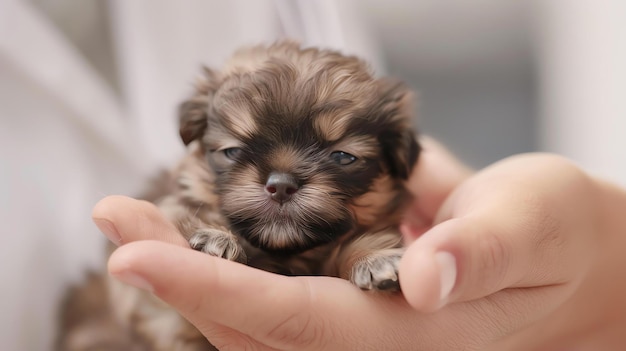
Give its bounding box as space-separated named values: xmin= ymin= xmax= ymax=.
xmin=94 ymin=218 xmax=122 ymax=244
xmin=435 ymin=251 xmax=457 ymax=307
xmin=112 ymin=271 xmax=154 ymax=293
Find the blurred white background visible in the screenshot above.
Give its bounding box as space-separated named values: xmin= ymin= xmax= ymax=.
xmin=1 ymin=0 xmax=624 ymax=350
xmin=362 ymin=0 xmax=626 ymax=178
xmin=363 ymin=0 xmax=536 ymax=167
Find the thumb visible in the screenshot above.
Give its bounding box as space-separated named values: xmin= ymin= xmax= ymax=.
xmin=399 ymin=154 xmax=594 ymax=313
xmin=399 ymin=216 xmax=557 ymax=313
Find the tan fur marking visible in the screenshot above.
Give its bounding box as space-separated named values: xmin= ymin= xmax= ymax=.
xmin=314 ymin=111 xmax=353 ymax=141
xmin=270 ymin=146 xmax=302 ymax=172
xmin=296 ymin=183 xmax=346 ymax=221
xmin=220 ymin=101 xmax=258 ymax=138
xmin=219 ymin=165 xmax=264 ymax=215
xmin=350 ymin=175 xmax=397 ymax=227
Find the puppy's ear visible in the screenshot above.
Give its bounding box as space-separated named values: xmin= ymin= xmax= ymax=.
xmin=383 ymin=128 xmax=420 ymax=180
xmin=179 ymin=67 xmax=219 ymax=145
xmin=376 ymin=80 xmax=421 ymax=180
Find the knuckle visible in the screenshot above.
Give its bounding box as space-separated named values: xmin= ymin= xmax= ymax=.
xmin=265 ymin=311 xmax=317 ymax=346
xmin=478 ymin=228 xmax=511 ymax=289
xmin=530 ymin=154 xmax=591 ymax=193
xmin=205 ymin=326 xmax=266 ymax=351
xmin=524 ymin=193 xmax=565 ymax=253
xmin=263 ymin=279 xmax=329 ymax=350
xmin=217 ymin=339 xmax=262 ymax=351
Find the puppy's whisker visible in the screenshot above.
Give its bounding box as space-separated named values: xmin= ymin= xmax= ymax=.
xmin=192 ymin=203 xmax=203 ymax=219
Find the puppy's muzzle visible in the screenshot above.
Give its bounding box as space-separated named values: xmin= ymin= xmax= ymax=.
xmin=265 ymin=172 xmax=299 ymax=204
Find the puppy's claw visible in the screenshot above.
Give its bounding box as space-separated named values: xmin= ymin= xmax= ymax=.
xmin=351 ymin=250 xmax=403 ymax=292
xmin=376 ymin=278 xmax=400 ymax=291
xmin=189 ymin=229 xmax=247 ymax=264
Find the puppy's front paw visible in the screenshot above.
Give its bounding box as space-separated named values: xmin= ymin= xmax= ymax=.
xmin=189 ymin=229 xmax=247 ymax=264
xmin=350 ymin=249 xmax=403 ymax=292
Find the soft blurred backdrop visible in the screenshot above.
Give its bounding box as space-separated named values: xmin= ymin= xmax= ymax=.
xmin=1 ymin=0 xmax=624 ymax=350
xmin=363 ymin=0 xmax=536 ymax=168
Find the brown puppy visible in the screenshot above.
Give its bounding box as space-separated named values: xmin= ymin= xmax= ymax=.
xmin=59 ymin=42 xmax=420 ymax=351
xmin=171 ymin=42 xmax=420 ymax=284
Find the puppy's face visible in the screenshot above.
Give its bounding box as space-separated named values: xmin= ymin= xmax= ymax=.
xmin=180 ymin=43 xmax=419 ymax=254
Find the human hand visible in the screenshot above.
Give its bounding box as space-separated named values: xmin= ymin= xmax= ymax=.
xmin=94 ymin=138 xmax=626 ymax=350
xmin=400 ymin=140 xmax=626 ymax=350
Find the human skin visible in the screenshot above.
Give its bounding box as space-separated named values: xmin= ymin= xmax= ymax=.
xmin=94 ymin=138 xmax=626 ymax=350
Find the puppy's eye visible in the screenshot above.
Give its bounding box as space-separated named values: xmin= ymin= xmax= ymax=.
xmin=330 ymin=151 xmax=357 ymax=165
xmin=223 ymin=147 xmax=243 ymax=160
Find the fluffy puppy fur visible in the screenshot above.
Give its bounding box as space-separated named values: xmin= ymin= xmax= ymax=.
xmin=58 ymin=42 xmax=420 ymax=351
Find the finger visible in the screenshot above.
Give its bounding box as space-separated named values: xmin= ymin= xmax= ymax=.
xmin=403 ymin=136 xmax=473 ymax=238
xmin=108 ymin=241 xmax=574 ymax=351
xmin=109 ymin=241 xmax=430 ymax=351
xmin=108 ymin=241 xmax=330 ymax=350
xmin=400 ymin=154 xmax=596 ymax=312
xmin=92 ymin=195 xmax=189 ymax=247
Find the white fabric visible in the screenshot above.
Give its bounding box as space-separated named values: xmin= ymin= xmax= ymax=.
xmin=0 ymin=2 xmax=147 ymax=350
xmin=0 ymin=1 xmax=377 ymax=350
xmin=534 ymin=0 xmax=626 ymax=187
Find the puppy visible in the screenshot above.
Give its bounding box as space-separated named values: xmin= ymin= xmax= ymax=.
xmin=59 ymin=42 xmax=420 ymax=351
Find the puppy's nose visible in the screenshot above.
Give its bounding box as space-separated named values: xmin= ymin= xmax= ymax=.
xmin=265 ymin=172 xmax=299 ymax=204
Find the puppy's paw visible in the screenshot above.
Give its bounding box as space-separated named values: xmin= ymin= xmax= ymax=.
xmin=189 ymin=229 xmax=247 ymax=264
xmin=350 ymin=249 xmax=403 ymax=292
